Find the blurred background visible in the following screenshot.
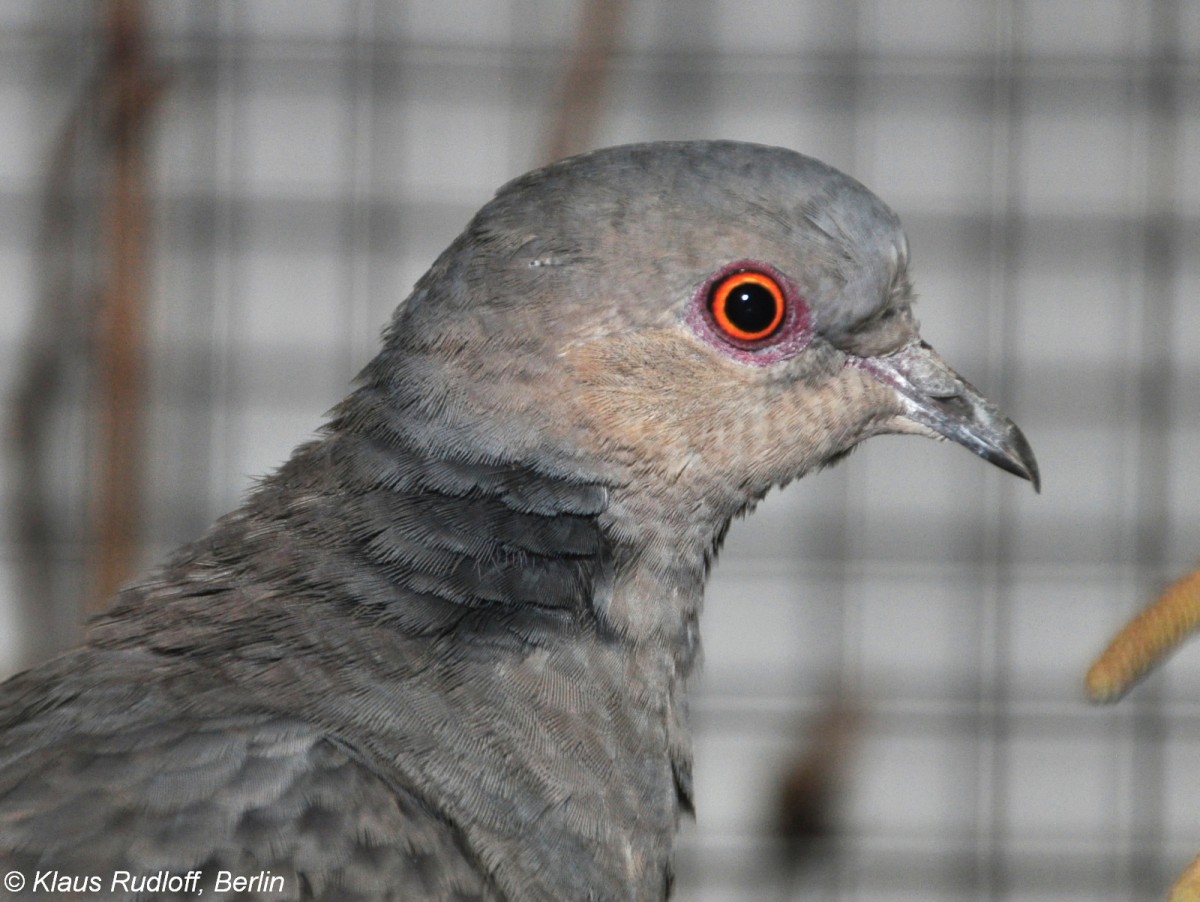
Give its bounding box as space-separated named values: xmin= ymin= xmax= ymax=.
xmin=1 ymin=1 xmax=1199 ymax=899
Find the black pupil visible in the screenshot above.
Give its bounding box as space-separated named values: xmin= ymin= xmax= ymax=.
xmin=723 ymin=282 xmax=779 ymax=335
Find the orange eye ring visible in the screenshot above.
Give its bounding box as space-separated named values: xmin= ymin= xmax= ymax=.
xmin=709 ymin=271 xmax=786 ymax=342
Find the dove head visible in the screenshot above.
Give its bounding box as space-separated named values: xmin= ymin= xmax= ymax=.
xmin=369 ymin=142 xmax=1036 ymax=531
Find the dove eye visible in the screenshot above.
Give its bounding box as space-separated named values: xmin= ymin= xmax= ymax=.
xmin=686 ymin=260 xmax=811 ymax=365
xmin=709 ymin=271 xmax=785 ymax=342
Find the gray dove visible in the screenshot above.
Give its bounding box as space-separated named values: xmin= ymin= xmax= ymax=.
xmin=0 ymin=141 xmax=1037 ymax=901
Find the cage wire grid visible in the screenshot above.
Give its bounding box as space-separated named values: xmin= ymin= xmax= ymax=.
xmin=1 ymin=1 xmax=1200 ymax=900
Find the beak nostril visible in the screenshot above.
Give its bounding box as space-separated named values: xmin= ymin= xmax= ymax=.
xmin=934 ymin=393 xmax=971 ymax=414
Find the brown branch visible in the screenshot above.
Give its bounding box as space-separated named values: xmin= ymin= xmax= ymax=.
xmin=773 ymin=693 xmax=862 ymax=891
xmin=1087 ymin=567 xmax=1200 ymax=703
xmin=88 ymin=0 xmax=161 ymax=611
xmin=9 ymin=79 xmax=102 ymax=664
xmin=541 ymin=0 xmax=627 ymax=164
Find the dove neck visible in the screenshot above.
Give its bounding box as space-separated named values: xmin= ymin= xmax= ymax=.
xmin=105 ymin=362 xmax=735 ymax=676
xmin=295 ymin=372 xmax=729 ymax=662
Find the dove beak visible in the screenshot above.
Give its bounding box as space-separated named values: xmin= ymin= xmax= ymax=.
xmin=853 ymin=341 xmax=1040 ymax=491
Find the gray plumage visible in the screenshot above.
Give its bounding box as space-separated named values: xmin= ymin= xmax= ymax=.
xmin=0 ymin=142 xmax=1037 ymax=901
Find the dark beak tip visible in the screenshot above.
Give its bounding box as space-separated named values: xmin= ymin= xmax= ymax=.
xmin=1022 ymin=463 xmax=1041 ymax=494
xmin=989 ymin=423 xmax=1040 ymax=493
xmin=986 ymin=449 xmax=1039 ymax=492
xmin=1011 ymin=425 xmax=1040 ymax=493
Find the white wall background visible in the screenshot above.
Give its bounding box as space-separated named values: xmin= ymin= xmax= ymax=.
xmin=1 ymin=2 xmax=1199 ymax=899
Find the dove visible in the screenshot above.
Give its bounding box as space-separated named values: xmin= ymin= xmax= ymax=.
xmin=0 ymin=141 xmax=1037 ymax=901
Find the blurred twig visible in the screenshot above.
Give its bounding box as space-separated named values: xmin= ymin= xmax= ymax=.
xmin=1087 ymin=567 xmax=1200 ymax=704
xmin=90 ymin=0 xmax=161 ymax=611
xmin=542 ymin=0 xmax=627 ymax=164
xmin=773 ymin=694 xmax=863 ymax=899
xmin=10 ymin=83 xmax=101 ymax=665
xmin=9 ymin=0 xmax=162 ymax=664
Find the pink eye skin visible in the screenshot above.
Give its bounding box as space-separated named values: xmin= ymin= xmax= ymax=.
xmin=684 ymin=260 xmax=813 ymax=366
